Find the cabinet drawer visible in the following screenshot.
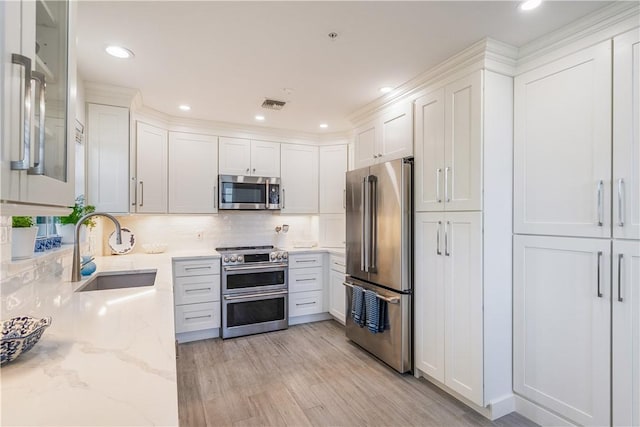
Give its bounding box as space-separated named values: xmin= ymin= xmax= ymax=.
xmin=175 ymin=302 xmax=220 ymax=333
xmin=174 ymin=259 xmax=220 ymax=277
xmin=289 ymin=253 xmax=323 ymax=269
xmin=289 ymin=267 xmax=323 ymax=293
xmin=330 ymin=255 xmax=346 ymax=273
xmin=174 ymin=275 xmax=220 ymax=305
xmin=289 ymin=290 xmax=323 ymax=317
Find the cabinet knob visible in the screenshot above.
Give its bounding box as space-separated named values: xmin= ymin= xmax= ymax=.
xmin=246 ymin=168 xmax=250 ymax=173
xmin=378 ymin=153 xmax=382 ymax=157
xmin=253 ymin=168 xmax=256 ymax=173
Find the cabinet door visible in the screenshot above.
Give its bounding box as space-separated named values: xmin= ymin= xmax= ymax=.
xmin=514 ymin=235 xmax=611 ymax=426
xmin=87 ymin=104 xmax=129 ymax=213
xmin=168 ymin=132 xmax=218 ymax=213
xmin=329 ymin=269 xmax=346 ymax=324
xmin=514 ymin=41 xmax=612 ymax=237
xmin=414 ymin=88 xmax=446 ymax=212
xmin=280 ymin=144 xmax=318 ymax=213
xmin=379 ymin=102 xmax=413 ymax=163
xmin=443 ymin=211 xmax=483 ymax=405
xmin=613 ymin=239 xmax=640 ymax=427
xmin=136 ymin=122 xmax=167 ymax=213
xmin=613 ymin=29 xmax=640 ymax=240
xmin=414 ymin=212 xmax=445 ymax=382
xmin=218 ymin=137 xmax=250 ymax=175
xmin=353 ymin=122 xmax=376 ymax=169
xmin=443 ymin=72 xmax=482 ymax=211
xmin=319 ymin=145 xmax=347 ymax=213
xmin=250 ymin=140 xmax=280 ymax=177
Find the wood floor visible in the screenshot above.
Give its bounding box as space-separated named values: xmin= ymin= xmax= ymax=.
xmin=177 ymin=320 xmax=536 ymax=427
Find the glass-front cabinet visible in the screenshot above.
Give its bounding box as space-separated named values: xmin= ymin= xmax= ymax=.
xmin=1 ymin=0 xmax=76 ymax=212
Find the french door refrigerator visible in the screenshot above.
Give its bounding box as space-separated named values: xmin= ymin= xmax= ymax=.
xmin=345 ymin=157 xmax=413 ymax=373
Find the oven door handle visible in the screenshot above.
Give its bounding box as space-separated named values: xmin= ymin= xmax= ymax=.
xmin=223 ymin=263 xmax=288 ymax=271
xmin=223 ymin=290 xmax=288 ymax=300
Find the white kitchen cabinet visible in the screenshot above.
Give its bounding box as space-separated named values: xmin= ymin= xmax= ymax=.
xmin=319 ymin=145 xmax=347 ymax=213
xmin=613 ymin=28 xmax=640 ymax=240
xmin=87 ymin=104 xmax=130 ymax=213
xmin=328 ymin=254 xmax=346 ymax=324
xmin=288 ymin=253 xmax=325 ymax=321
xmin=513 ymin=235 xmax=611 ymax=427
xmin=218 ymin=137 xmax=280 ymax=177
xmin=168 ymin=132 xmax=218 ymax=214
xmin=353 ymin=102 xmax=412 ymax=169
xmin=613 ymin=239 xmax=640 ymax=427
xmin=1 ymin=0 xmax=76 ymax=210
xmin=414 ymin=71 xmax=482 ymax=212
xmin=281 ymin=144 xmax=318 ymax=213
xmin=136 ymin=122 xmax=167 ymax=213
xmin=415 ymin=211 xmax=483 ymax=405
xmin=514 ymin=41 xmax=612 ymax=238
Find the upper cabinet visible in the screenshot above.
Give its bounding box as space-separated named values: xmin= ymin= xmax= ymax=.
xmin=613 ymin=28 xmax=640 ymax=240
xmin=218 ymin=137 xmax=280 ymax=177
xmin=135 ymin=122 xmax=167 ymax=213
xmin=514 ymin=41 xmax=612 ymax=238
xmin=1 ymin=0 xmax=76 ymax=210
xmin=87 ymin=103 xmax=130 ymax=213
xmin=168 ymin=132 xmax=218 ymax=214
xmin=414 ymin=71 xmax=482 ymax=212
xmin=353 ymin=101 xmax=412 ymax=169
xmin=319 ymin=145 xmax=347 ymax=214
xmin=281 ymin=144 xmax=318 ymax=213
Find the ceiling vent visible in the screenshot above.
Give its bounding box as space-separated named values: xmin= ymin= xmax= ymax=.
xmin=261 ymin=99 xmax=286 ymax=110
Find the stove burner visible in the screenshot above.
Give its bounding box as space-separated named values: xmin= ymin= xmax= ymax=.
xmin=215 ymin=245 xmax=274 ymax=252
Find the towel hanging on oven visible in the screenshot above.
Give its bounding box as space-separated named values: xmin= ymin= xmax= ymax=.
xmin=364 ymin=289 xmax=388 ymax=334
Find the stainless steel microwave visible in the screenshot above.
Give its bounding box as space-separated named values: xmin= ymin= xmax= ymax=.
xmin=218 ymin=175 xmax=281 ymax=210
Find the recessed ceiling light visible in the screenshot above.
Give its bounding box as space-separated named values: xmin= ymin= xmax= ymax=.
xmin=255 ymin=115 xmax=265 ymax=121
xmin=519 ymin=0 xmax=542 ymax=11
xmin=379 ymin=86 xmax=393 ymax=94
xmin=319 ymin=123 xmax=328 ymax=129
xmin=105 ymin=45 xmax=134 ymax=59
xmin=178 ymin=105 xmax=191 ymax=111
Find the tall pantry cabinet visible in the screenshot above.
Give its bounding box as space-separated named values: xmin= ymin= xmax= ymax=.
xmin=414 ymin=68 xmax=513 ymax=412
xmin=513 ymin=28 xmax=640 ymax=426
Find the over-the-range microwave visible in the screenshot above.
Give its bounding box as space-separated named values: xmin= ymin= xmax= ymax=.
xmin=218 ymin=175 xmax=281 ymax=210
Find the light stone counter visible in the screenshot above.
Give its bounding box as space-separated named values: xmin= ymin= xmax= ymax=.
xmin=284 ymin=247 xmax=345 ymax=256
xmin=0 ymin=251 xmax=220 ymax=427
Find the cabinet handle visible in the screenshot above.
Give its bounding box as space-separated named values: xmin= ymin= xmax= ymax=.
xmin=618 ymin=253 xmax=624 ymax=302
xmin=597 ymin=180 xmax=604 ymax=226
xmin=185 ymin=266 xmax=212 ymax=271
xmin=444 ymin=167 xmax=451 ymax=203
xmin=139 ymin=181 xmax=144 ymax=207
xmin=10 ymin=54 xmax=32 ymax=171
xmin=253 ymin=168 xmax=256 ymax=173
xmin=436 ymin=168 xmax=442 ymax=203
xmin=295 ymin=278 xmax=316 ymax=282
xmin=282 ymin=188 xmax=286 ymax=209
xmin=185 ymin=287 xmax=211 ymax=293
xmin=246 ymin=168 xmax=250 ymax=173
xmin=377 ymin=153 xmax=382 ymax=157
xmin=343 ymin=189 xmax=346 ymax=209
xmin=436 ymin=221 xmax=442 ymax=255
xmin=131 ymin=177 xmax=137 ymax=206
xmin=444 ymin=221 xmax=450 ymax=256
xmin=296 ymin=259 xmax=317 ymax=263
xmin=617 ymin=179 xmax=625 ymax=227
xmin=296 ymin=302 xmax=317 ymax=306
xmin=596 ymin=251 xmax=603 ymax=298
xmin=28 ymin=71 xmax=45 ymax=175
xmin=214 ymin=186 xmax=217 ymax=209
xmin=185 ymin=314 xmax=212 ymax=321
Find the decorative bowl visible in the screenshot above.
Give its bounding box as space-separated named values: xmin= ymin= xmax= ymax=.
xmin=1 ymin=316 xmax=51 ymax=365
xmin=142 ymin=243 xmax=168 ymax=254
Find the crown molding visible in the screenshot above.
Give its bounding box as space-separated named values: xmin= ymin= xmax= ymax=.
xmin=84 ymin=81 xmax=139 ymax=108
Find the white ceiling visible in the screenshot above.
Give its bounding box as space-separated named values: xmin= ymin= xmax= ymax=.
xmin=77 ymin=1 xmax=612 ymax=134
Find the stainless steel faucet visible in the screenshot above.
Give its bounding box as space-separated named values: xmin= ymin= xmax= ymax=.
xmin=71 ymin=212 xmax=122 ymax=282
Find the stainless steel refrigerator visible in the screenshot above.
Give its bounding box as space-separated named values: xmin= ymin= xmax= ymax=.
xmin=345 ymin=157 xmax=412 ymax=373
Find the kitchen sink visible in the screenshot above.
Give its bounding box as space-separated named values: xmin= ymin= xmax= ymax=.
xmin=75 ymin=270 xmax=157 ymax=292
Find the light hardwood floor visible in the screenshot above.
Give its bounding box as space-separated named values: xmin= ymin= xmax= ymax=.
xmin=177 ymin=320 xmax=536 ymax=427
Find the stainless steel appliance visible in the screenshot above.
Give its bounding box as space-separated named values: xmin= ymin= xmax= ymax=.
xmin=218 ymin=175 xmax=281 ymax=210
xmin=218 ymin=245 xmax=288 ymax=338
xmin=345 ymin=157 xmax=413 ymax=373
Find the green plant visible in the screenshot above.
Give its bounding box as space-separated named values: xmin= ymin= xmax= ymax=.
xmin=12 ymin=216 xmax=34 ymax=228
xmin=59 ymin=196 xmax=96 ymax=228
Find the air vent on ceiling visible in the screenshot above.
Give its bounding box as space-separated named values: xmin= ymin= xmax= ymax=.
xmin=261 ymin=99 xmax=286 ymax=110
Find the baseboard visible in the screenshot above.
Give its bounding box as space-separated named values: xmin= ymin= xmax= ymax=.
xmin=176 ymin=328 xmax=220 ymax=343
xmin=490 ymin=394 xmax=516 ymax=419
xmin=514 ymin=394 xmax=576 ymax=426
xmin=289 ymin=312 xmax=332 ymax=326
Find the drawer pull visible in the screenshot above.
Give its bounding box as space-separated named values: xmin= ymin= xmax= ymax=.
xmin=185 ymin=287 xmax=211 ymax=293
xmin=185 ymin=314 xmax=212 ymax=320
xmin=185 ymin=266 xmax=213 ymax=271
xmin=295 ymin=278 xmax=317 ymax=282
xmin=295 ymin=259 xmax=317 ymax=263
xmin=296 ymin=302 xmax=317 ymax=306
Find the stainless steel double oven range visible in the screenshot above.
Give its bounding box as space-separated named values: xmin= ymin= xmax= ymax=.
xmin=217 ymin=246 xmax=289 ymax=338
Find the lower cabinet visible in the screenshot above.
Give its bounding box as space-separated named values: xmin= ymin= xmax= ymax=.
xmin=288 ymin=253 xmax=325 ymax=322
xmin=172 ymin=257 xmax=221 ymax=342
xmin=513 ymin=235 xmax=611 ymax=426
xmin=328 ymin=255 xmax=346 ymax=324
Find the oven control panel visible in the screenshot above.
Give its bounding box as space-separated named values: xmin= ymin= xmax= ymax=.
xmin=221 ymin=250 xmax=288 ymax=265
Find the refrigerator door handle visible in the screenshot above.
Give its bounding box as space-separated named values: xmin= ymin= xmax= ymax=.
xmin=368 ymin=175 xmax=378 ymax=272
xmin=361 ymin=177 xmax=368 ymax=272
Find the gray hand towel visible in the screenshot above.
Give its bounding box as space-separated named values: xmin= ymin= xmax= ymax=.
xmin=351 ymin=285 xmax=365 ymax=327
